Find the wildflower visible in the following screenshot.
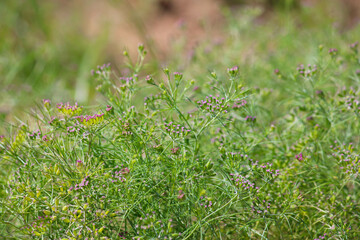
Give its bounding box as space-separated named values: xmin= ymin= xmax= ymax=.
xmin=350 ymin=41 xmax=358 ymax=52
xmin=121 ymin=167 xmax=130 ymax=175
xmin=75 ymin=113 xmax=104 ymax=126
xmin=329 ymin=48 xmax=338 ymax=56
xmin=173 ymin=72 xmax=183 ymax=79
xmin=230 ymin=174 xmax=256 ymax=191
xmin=67 ymin=126 xmax=78 ymax=133
xmin=174 ymin=72 xmax=183 ymax=86
xmin=76 ymin=160 xmax=83 ymax=167
xmin=48 ymin=116 xmax=57 ymax=125
xmin=295 ymin=153 xmax=304 ymax=161
xmin=92 ymin=63 xmax=111 ymax=77
xmin=57 ymin=102 xmax=83 ymax=116
xmin=106 ymin=105 xmax=112 ymax=112
xmin=232 ymin=99 xmax=247 ymax=109
xmin=297 ymin=64 xmax=305 ymax=76
xmin=197 ymin=95 xmax=229 ymax=114
xmin=164 ymin=122 xmax=191 ymax=138
xmin=42 ymin=135 xmax=49 ymax=142
xmin=106 ymin=105 xmax=114 ymax=114
xmin=177 ymin=190 xmax=185 ymax=200
xmin=171 ymin=147 xmax=180 ymax=155
xmin=28 ymin=129 xmax=41 ymax=139
xmin=245 ymin=115 xmax=256 ymax=122
xmin=146 ymin=75 xmax=155 ymax=85
xmin=43 ymin=99 xmax=51 ymax=109
xmin=297 ymin=64 xmax=317 ymax=77
xmin=227 ymin=66 xmax=239 ymax=78
xmin=315 ymin=89 xmax=324 ymax=97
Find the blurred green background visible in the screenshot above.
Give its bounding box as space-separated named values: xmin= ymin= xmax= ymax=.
xmin=0 ymin=0 xmax=359 ymax=125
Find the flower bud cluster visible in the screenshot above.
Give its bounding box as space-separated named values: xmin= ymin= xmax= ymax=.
xmin=328 ymin=48 xmax=338 ymax=56
xmin=227 ymin=66 xmax=239 ymax=77
xmin=68 ymin=176 xmax=90 ymax=192
xmin=43 ymin=99 xmax=51 ymax=109
xmin=163 ymin=122 xmax=191 ymax=138
xmin=229 ymin=174 xmax=256 ymax=192
xmin=350 ymin=41 xmax=358 ymax=53
xmin=250 ymin=160 xmax=280 ymax=178
xmin=232 ymin=99 xmax=247 ymax=109
xmin=21 ymin=215 xmax=51 ymax=237
xmin=91 ymin=63 xmax=111 ymax=76
xmin=199 ymin=195 xmax=213 ymax=209
xmin=74 ymin=113 xmax=104 ymax=126
xmin=245 ymin=115 xmax=256 ymax=122
xmin=297 ymin=64 xmax=317 ymax=77
xmin=331 ymin=142 xmax=360 ymax=175
xmin=57 ymin=102 xmax=83 ymax=116
xmin=251 ymin=198 xmax=272 ymax=215
xmin=295 ymin=153 xmax=304 ymax=161
xmin=197 ymin=95 xmax=229 ymax=114
xmin=109 ymin=168 xmax=129 ymax=184
xmin=28 ymin=129 xmax=41 ymax=139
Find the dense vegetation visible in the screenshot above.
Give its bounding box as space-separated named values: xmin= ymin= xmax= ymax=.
xmin=1 ymin=1 xmax=360 ymax=239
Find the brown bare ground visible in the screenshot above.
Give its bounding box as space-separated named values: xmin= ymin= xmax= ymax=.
xmin=55 ymin=0 xmax=360 ymax=60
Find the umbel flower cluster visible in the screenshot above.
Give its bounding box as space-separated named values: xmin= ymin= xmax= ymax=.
xmin=197 ymin=95 xmax=229 ymax=114
xmin=74 ymin=113 xmax=105 ymax=126
xmin=57 ymin=102 xmax=83 ymax=116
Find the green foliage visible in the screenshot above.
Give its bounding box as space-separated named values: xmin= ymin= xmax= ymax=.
xmin=1 ymin=2 xmax=360 ymax=239
xmin=0 ymin=0 xmax=108 ymax=119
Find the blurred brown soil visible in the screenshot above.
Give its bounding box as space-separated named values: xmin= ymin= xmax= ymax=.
xmin=342 ymin=0 xmax=360 ymax=28
xmin=56 ymin=0 xmax=360 ymax=61
xmin=58 ymin=0 xmax=224 ymax=62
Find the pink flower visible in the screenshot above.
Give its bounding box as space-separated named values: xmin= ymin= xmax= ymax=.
xmin=295 ymin=153 xmax=303 ymax=161
xmin=106 ymin=105 xmax=113 ymax=112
